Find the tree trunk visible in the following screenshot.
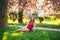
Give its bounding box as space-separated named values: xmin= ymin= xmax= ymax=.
xmin=0 ymin=0 xmax=8 ymax=40
xmin=18 ymin=0 xmax=27 ymax=23
xmin=0 ymin=0 xmax=8 ymax=28
xmin=18 ymin=10 xmax=23 ymax=23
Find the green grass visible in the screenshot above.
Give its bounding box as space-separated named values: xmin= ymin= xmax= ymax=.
xmin=0 ymin=28 xmax=7 ymax=40
xmin=0 ymin=26 xmax=60 ymax=40
xmin=8 ymin=23 xmax=60 ymax=29
xmin=36 ymin=23 xmax=60 ymax=29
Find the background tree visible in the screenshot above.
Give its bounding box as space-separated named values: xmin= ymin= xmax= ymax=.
xmin=0 ymin=0 xmax=8 ymax=40
xmin=0 ymin=0 xmax=8 ymax=28
xmin=8 ymin=0 xmax=37 ymax=23
xmin=44 ymin=0 xmax=60 ymax=14
xmin=18 ymin=0 xmax=27 ymax=23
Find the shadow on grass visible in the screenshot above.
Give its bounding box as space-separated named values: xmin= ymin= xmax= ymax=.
xmin=4 ymin=29 xmax=60 ymax=40
xmin=47 ymin=30 xmax=60 ymax=40
xmin=0 ymin=28 xmax=6 ymax=40
xmin=1 ymin=25 xmax=60 ymax=40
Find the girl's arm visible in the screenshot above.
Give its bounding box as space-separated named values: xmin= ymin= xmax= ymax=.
xmin=33 ymin=22 xmax=35 ymax=32
xmin=25 ymin=21 xmax=30 ymax=27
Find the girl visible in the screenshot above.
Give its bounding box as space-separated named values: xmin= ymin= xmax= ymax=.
xmin=13 ymin=15 xmax=35 ymax=32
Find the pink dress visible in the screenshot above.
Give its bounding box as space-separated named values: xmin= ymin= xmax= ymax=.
xmin=27 ymin=20 xmax=34 ymax=32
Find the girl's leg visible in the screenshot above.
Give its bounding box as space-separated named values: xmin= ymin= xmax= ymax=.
xmin=13 ymin=27 xmax=29 ymax=32
xmin=12 ymin=27 xmax=24 ymax=32
xmin=21 ymin=27 xmax=29 ymax=32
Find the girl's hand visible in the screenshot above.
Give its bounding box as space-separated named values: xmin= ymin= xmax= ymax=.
xmin=33 ymin=26 xmax=35 ymax=32
xmin=33 ymin=22 xmax=35 ymax=32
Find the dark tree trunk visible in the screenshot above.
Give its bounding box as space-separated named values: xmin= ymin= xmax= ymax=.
xmin=0 ymin=0 xmax=8 ymax=28
xmin=0 ymin=0 xmax=8 ymax=40
xmin=18 ymin=0 xmax=27 ymax=23
xmin=18 ymin=10 xmax=23 ymax=23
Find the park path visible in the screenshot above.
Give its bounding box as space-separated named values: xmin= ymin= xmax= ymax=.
xmin=9 ymin=25 xmax=60 ymax=32
xmin=35 ymin=27 xmax=60 ymax=31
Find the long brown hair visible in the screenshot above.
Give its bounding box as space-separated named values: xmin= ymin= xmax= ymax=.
xmin=30 ymin=15 xmax=35 ymax=22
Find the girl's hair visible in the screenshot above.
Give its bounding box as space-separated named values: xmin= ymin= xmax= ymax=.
xmin=30 ymin=15 xmax=35 ymax=22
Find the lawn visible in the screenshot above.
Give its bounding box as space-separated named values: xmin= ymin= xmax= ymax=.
xmin=0 ymin=16 xmax=59 ymax=40
xmin=8 ymin=23 xmax=60 ymax=29
xmin=0 ymin=26 xmax=60 ymax=40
